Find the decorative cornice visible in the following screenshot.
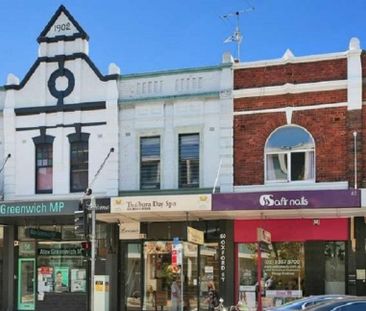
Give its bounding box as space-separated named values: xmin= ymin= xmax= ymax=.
xmin=233 ymin=80 xmax=347 ymax=98
xmin=14 ymin=101 xmax=106 ymax=116
xmin=119 ymin=63 xmax=232 ymax=80
xmin=16 ymin=122 xmax=106 ymax=132
xmin=119 ymin=91 xmax=220 ymax=105
xmin=234 ymin=51 xmax=348 ymax=69
xmin=5 ymin=53 xmax=118 ymax=90
xmin=234 ymin=102 xmax=348 ymax=116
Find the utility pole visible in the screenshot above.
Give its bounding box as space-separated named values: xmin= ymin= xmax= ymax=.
xmin=84 ymin=147 xmax=114 ymax=311
xmin=90 ymin=196 xmax=96 ymax=311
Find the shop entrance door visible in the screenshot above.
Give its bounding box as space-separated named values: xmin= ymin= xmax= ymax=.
xmin=143 ymin=241 xmax=198 ymax=311
xmin=18 ymin=258 xmax=36 ymax=310
xmin=199 ymin=243 xmax=219 ymax=310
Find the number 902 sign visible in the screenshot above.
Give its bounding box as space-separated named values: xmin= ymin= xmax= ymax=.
xmin=53 ymin=22 xmax=71 ymax=32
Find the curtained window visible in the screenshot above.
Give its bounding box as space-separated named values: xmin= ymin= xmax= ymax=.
xmin=265 ymin=126 xmax=315 ymax=183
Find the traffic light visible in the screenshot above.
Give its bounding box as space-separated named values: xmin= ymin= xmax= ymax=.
xmin=74 ymin=200 xmax=88 ymax=237
xmin=81 ymin=241 xmax=91 ymax=257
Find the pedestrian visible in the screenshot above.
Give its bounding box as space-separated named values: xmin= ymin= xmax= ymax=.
xmin=171 ymin=277 xmax=181 ymax=311
xmin=207 ymin=281 xmax=219 ymax=311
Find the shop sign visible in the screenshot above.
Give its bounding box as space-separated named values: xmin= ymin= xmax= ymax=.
xmin=111 ymin=194 xmax=211 ymax=213
xmin=19 ymin=241 xmax=36 ymax=257
xmin=257 ymin=228 xmax=271 ymax=244
xmin=119 ymin=222 xmax=142 ymax=240
xmin=187 ymin=226 xmax=204 ymax=245
xmin=83 ymin=198 xmax=110 ymax=213
xmin=213 ymin=189 xmax=360 ymax=211
xmin=172 ymin=237 xmax=183 ymax=267
xmin=264 ymin=259 xmax=301 ymax=278
xmin=25 ymin=228 xmax=61 ymax=240
xmin=220 ymin=233 xmax=226 ymax=283
xmin=257 ymin=228 xmax=272 ymax=253
xmin=0 ymin=200 xmax=79 ymax=217
xmin=265 ymin=290 xmax=302 ymax=298
xmin=38 ymin=247 xmax=83 ymax=256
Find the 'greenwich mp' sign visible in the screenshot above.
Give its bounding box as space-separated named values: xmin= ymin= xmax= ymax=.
xmin=0 ymin=200 xmax=79 ymax=217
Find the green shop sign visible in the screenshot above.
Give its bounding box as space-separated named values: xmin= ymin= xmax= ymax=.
xmin=0 ymin=200 xmax=79 ymax=217
xmin=25 ymin=228 xmax=62 ymax=240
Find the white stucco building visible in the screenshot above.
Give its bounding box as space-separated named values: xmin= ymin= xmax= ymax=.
xmin=0 ymin=5 xmax=234 ymax=311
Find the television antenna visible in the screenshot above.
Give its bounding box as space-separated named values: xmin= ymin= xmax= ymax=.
xmin=221 ymin=7 xmax=254 ymax=61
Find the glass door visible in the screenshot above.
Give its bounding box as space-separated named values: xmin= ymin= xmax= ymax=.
xmin=143 ymin=241 xmax=173 ymax=311
xmin=199 ymin=243 xmax=219 ymax=311
xmin=143 ymin=241 xmax=198 ymax=311
xmin=18 ymin=258 xmax=36 ymax=310
xmin=324 ymin=242 xmax=345 ymax=294
xmin=125 ymin=243 xmax=142 ymax=311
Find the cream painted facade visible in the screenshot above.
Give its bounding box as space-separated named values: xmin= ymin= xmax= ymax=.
xmin=0 ymin=6 xmax=234 ymax=202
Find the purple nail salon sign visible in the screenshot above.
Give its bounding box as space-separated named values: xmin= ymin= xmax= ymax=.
xmin=213 ymin=189 xmax=360 ymax=211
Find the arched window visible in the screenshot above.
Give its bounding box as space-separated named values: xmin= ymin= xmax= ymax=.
xmin=265 ymin=126 xmax=315 ymax=183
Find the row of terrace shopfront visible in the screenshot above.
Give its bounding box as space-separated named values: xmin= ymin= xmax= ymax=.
xmin=0 ymin=188 xmax=364 ymax=311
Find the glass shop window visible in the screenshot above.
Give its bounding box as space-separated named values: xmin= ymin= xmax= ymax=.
xmin=237 ymin=242 xmax=305 ymax=309
xmin=37 ymin=241 xmax=87 ymax=294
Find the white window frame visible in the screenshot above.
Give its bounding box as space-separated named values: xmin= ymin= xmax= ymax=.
xmin=139 ymin=135 xmax=161 ymax=190
xmin=264 ymin=125 xmax=316 ymax=184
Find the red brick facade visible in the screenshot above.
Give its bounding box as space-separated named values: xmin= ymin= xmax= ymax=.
xmin=234 ymin=90 xmax=347 ymax=112
xmin=234 ymin=59 xmax=347 ymax=89
xmin=234 ymin=56 xmax=364 ymax=187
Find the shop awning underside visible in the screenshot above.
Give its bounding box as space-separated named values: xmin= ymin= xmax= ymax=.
xmin=97 ymin=207 xmax=366 ymax=223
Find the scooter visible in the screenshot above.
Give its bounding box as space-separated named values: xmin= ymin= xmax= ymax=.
xmin=214 ymin=298 xmax=228 ymax=311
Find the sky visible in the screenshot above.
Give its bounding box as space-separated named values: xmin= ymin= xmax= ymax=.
xmin=0 ymin=0 xmax=365 ymax=84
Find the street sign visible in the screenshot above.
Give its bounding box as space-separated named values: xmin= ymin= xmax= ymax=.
xmin=259 ymin=241 xmax=273 ymax=253
xmin=257 ymin=227 xmax=271 ymax=244
xmin=257 ymin=227 xmax=272 ymax=253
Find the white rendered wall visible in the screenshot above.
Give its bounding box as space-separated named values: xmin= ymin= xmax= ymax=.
xmin=118 ymin=65 xmax=233 ymax=192
xmin=3 ymin=57 xmax=119 ymax=200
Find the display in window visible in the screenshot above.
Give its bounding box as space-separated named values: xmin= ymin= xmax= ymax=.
xmin=71 ymin=268 xmax=87 ymax=292
xmin=37 ymin=266 xmax=54 ymax=293
xmin=54 ymin=267 xmax=69 ymax=293
xmin=238 ymin=242 xmax=305 ymax=309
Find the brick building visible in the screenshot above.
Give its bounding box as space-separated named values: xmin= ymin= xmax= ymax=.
xmin=213 ymin=38 xmax=366 ymax=308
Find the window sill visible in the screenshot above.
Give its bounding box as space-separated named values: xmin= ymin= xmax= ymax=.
xmin=234 ymin=181 xmax=349 ymax=193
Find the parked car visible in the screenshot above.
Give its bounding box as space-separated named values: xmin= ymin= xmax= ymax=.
xmin=266 ymin=295 xmax=351 ymax=310
xmin=303 ymin=297 xmax=366 ymax=310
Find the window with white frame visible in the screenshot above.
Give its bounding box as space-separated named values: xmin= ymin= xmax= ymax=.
xmin=140 ymin=136 xmax=160 ymax=189
xmin=179 ymin=133 xmax=199 ymax=188
xmin=265 ymin=126 xmax=315 ymax=183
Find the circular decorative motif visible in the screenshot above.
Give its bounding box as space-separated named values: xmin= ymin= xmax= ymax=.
xmin=48 ymin=68 xmax=75 ymax=101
